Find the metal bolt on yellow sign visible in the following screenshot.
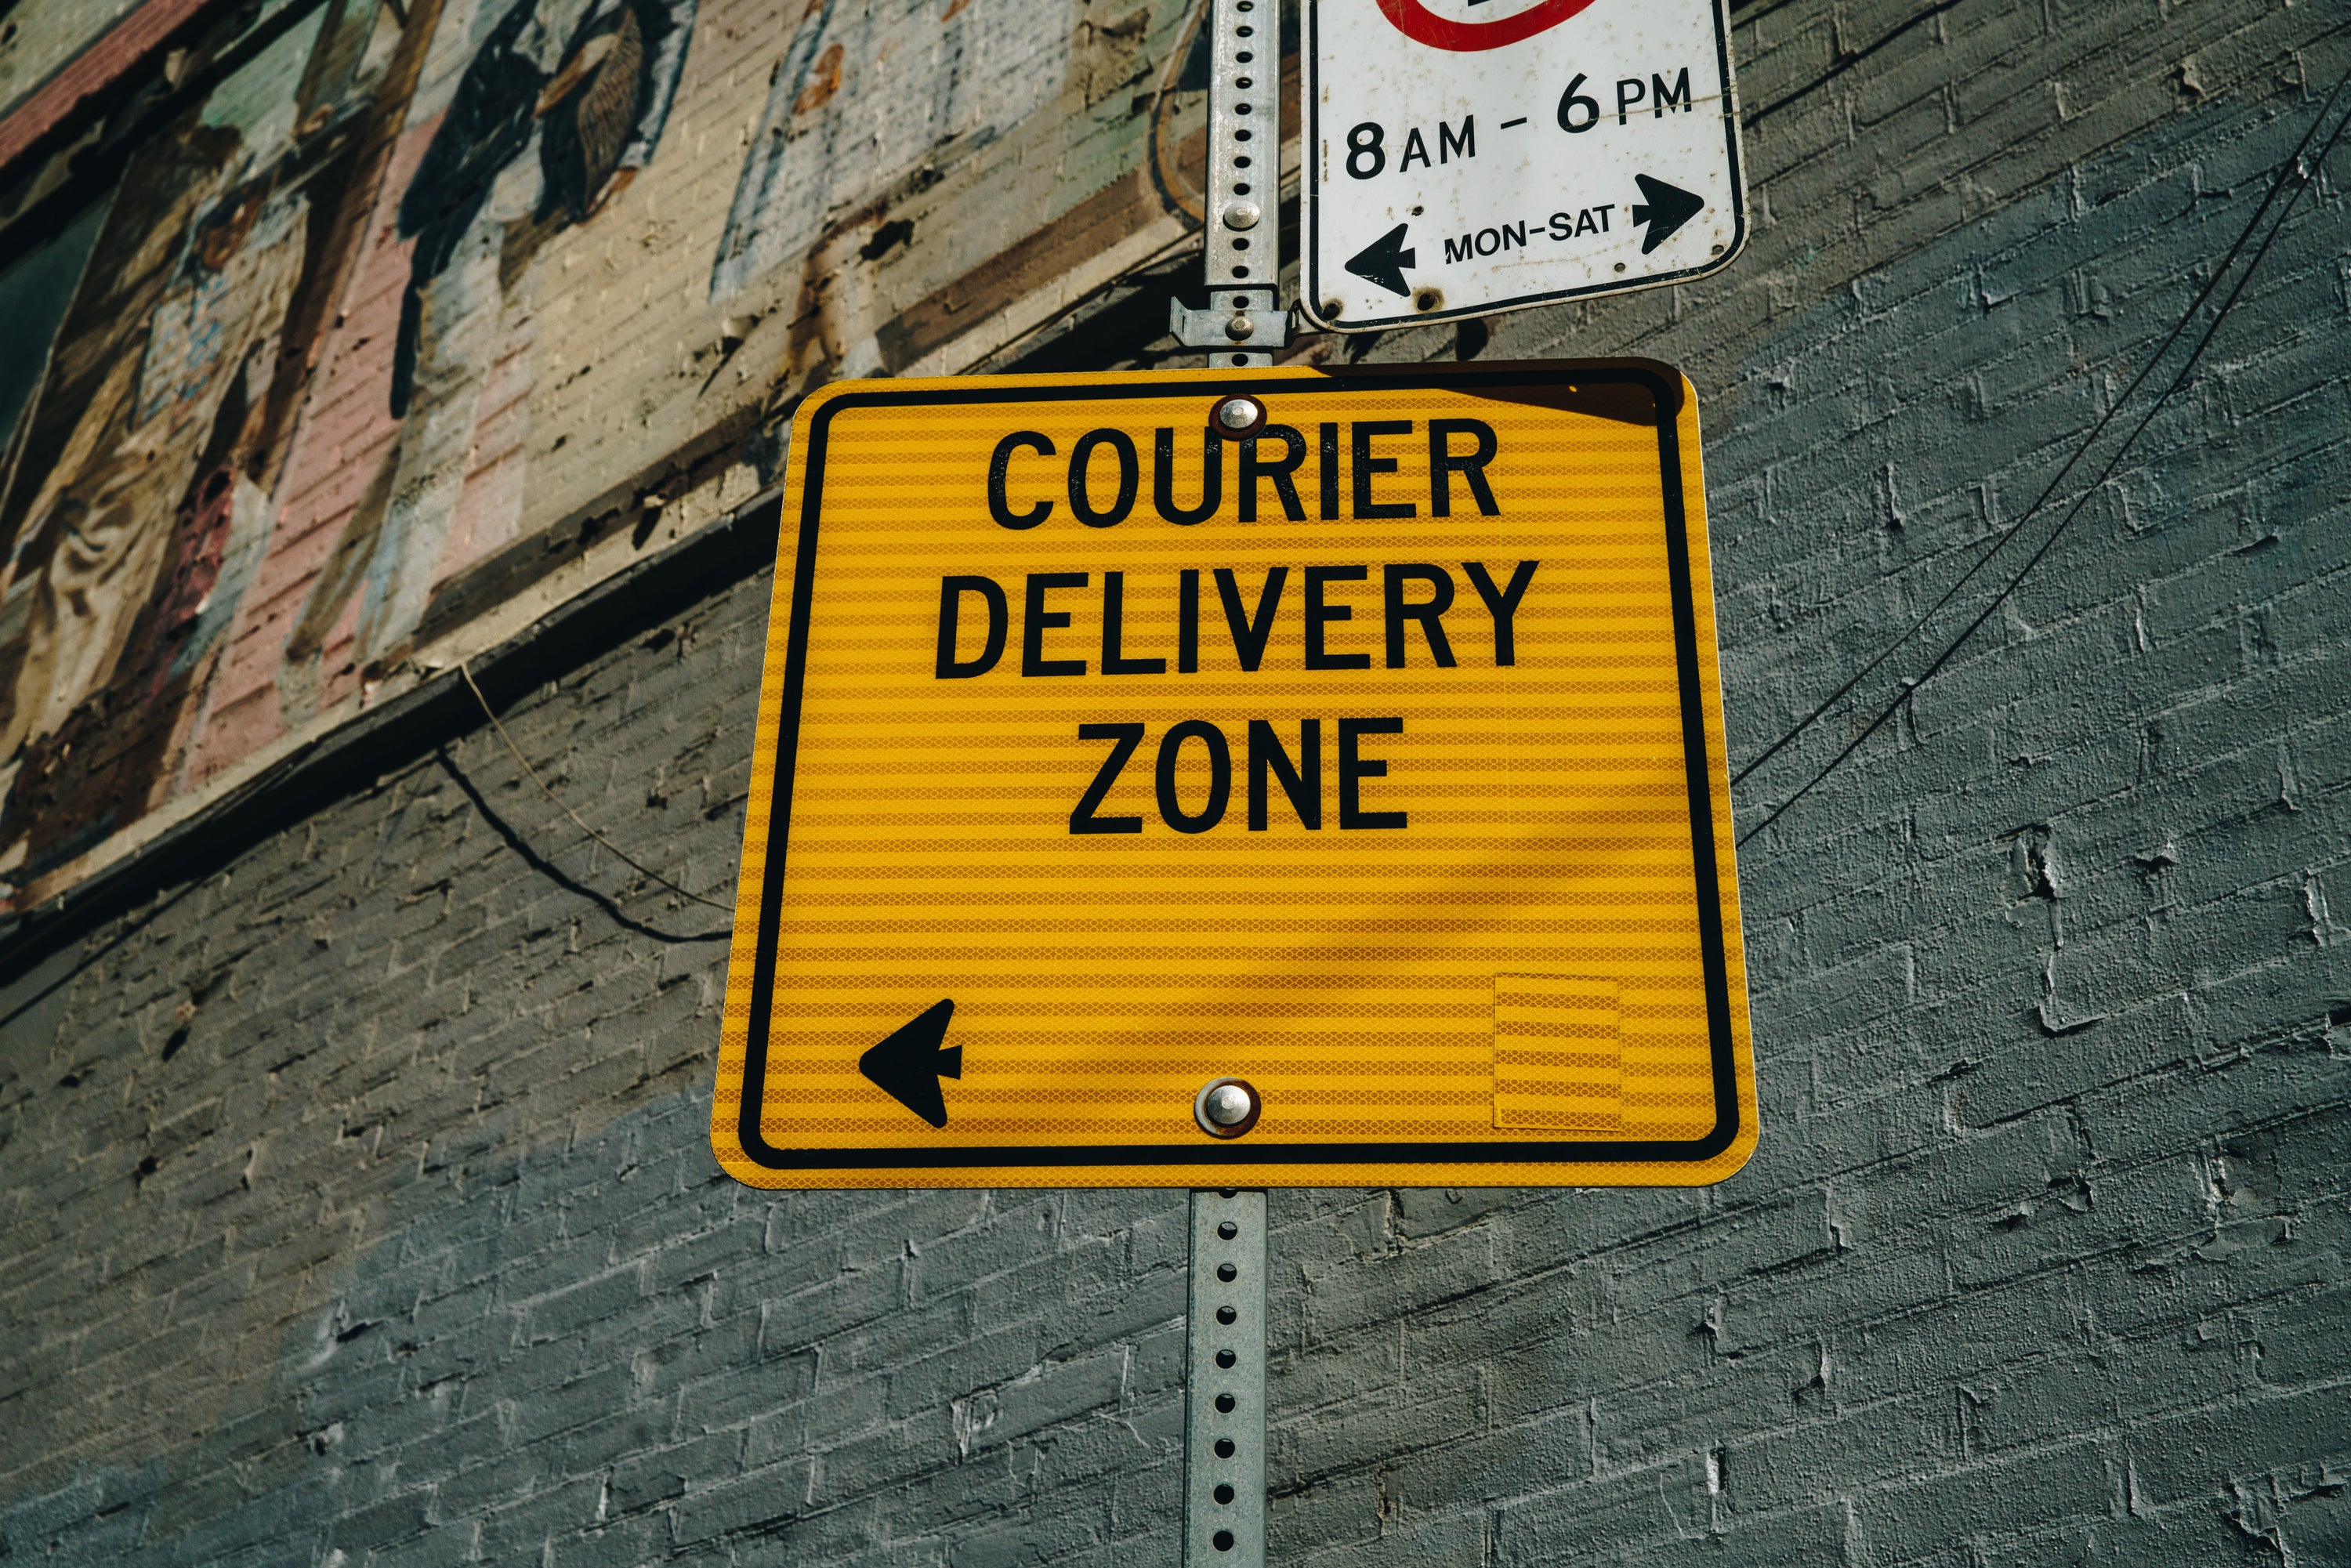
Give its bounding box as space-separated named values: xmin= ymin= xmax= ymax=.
xmin=713 ymin=361 xmax=1756 ymax=1187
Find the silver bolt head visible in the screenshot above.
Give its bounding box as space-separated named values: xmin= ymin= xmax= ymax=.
xmin=1224 ymin=313 xmax=1257 ymax=342
xmin=1204 ymin=1083 xmax=1253 ymax=1126
xmin=1223 ymin=201 xmax=1262 ymax=230
xmin=1214 ymin=395 xmax=1262 ymax=431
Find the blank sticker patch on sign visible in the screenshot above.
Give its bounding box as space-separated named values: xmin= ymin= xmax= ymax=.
xmin=1492 ymin=975 xmax=1622 ymax=1131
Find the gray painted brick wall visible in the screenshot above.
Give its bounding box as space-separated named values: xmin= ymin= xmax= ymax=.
xmin=4 ymin=0 xmax=2349 ymax=1563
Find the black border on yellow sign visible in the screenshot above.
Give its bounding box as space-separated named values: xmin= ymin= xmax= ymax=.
xmin=731 ymin=364 xmax=1735 ymax=1171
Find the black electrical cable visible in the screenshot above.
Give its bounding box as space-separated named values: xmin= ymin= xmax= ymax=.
xmin=437 ymin=749 xmax=730 ymax=945
xmin=1737 ymin=74 xmax=2351 ymax=850
xmin=460 ymin=661 xmax=735 ymax=913
xmin=1733 ymin=63 xmax=2351 ymax=793
xmin=456 ymin=663 xmax=736 ymax=941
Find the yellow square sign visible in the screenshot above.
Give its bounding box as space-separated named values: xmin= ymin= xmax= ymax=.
xmin=713 ymin=362 xmax=1755 ymax=1187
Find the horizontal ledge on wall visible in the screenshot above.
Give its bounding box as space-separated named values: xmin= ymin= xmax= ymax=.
xmin=0 ymin=485 xmax=784 ymax=990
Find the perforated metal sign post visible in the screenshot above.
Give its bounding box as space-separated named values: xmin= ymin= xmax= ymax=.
xmin=1302 ymin=0 xmax=1746 ymax=331
xmin=1184 ymin=1190 xmax=1266 ymax=1567
xmin=712 ymin=360 xmax=1758 ymax=1190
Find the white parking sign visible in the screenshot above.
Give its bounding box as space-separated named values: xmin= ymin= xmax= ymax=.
xmin=1303 ymin=0 xmax=1746 ymax=331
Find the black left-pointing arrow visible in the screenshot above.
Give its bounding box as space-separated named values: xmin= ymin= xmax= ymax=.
xmin=858 ymin=998 xmax=961 ymax=1128
xmin=1345 ymin=223 xmax=1418 ymax=298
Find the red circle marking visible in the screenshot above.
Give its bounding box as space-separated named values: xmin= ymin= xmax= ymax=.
xmin=1375 ymin=0 xmax=1599 ymax=51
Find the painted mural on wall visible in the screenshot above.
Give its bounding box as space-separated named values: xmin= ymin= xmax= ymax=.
xmin=0 ymin=0 xmax=1213 ymax=903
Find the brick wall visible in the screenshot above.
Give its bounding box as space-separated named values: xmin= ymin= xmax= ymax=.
xmin=2 ymin=0 xmax=2349 ymax=1562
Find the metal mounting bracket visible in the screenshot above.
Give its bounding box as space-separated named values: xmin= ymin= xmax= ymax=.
xmin=1172 ymin=293 xmax=1288 ymax=352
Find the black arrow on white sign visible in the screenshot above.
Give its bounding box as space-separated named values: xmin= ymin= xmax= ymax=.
xmin=1630 ymin=175 xmax=1705 ymax=254
xmin=1345 ymin=223 xmax=1417 ymax=297
xmin=858 ymin=998 xmax=961 ymax=1128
